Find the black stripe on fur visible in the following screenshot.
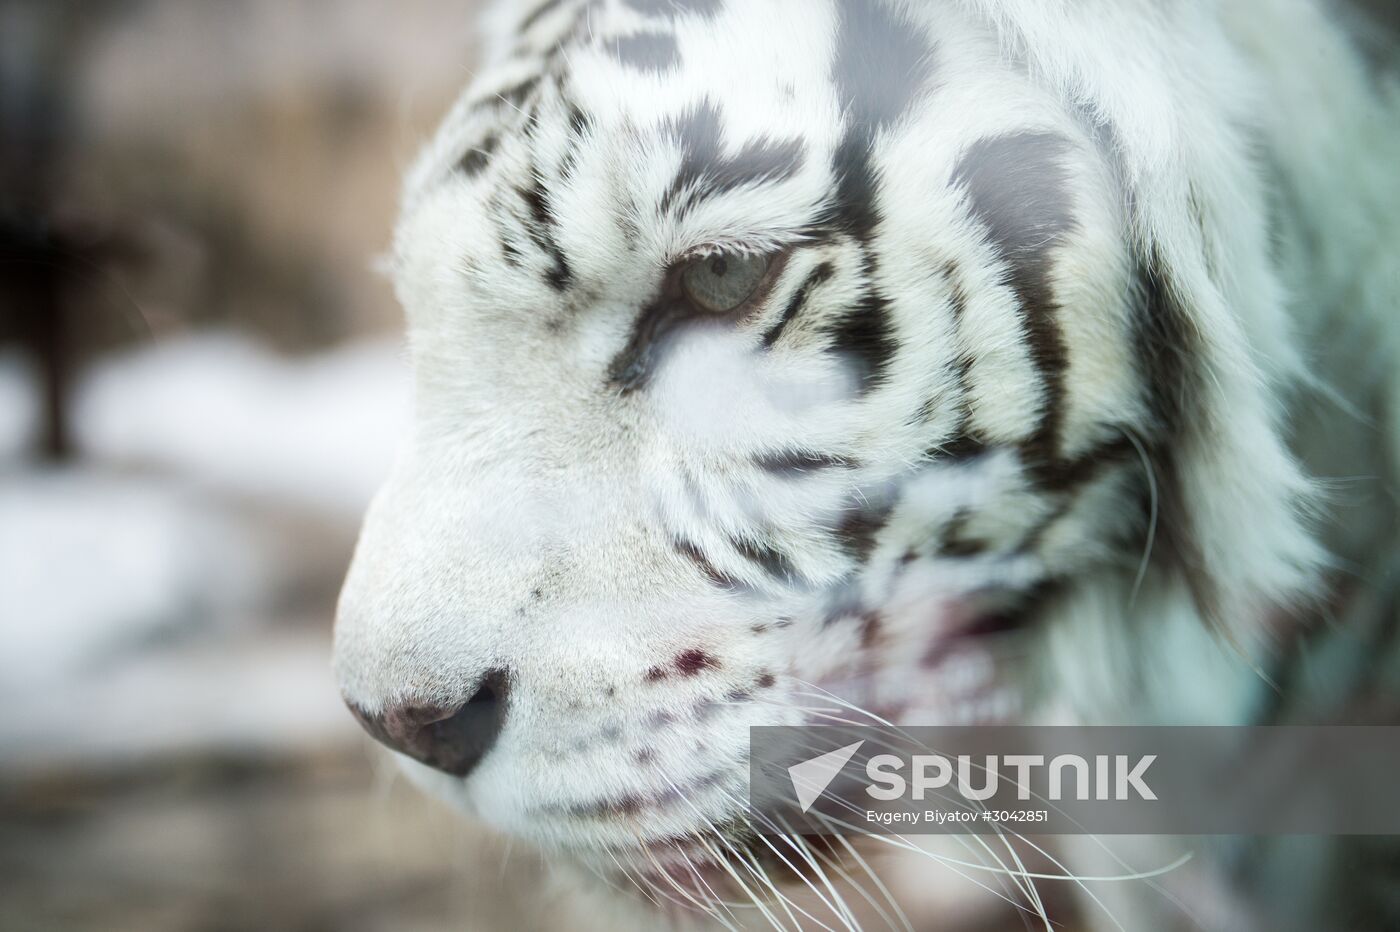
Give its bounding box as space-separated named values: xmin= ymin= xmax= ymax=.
xmin=951 ymin=132 xmax=1076 ymax=475
xmin=659 ymin=100 xmax=805 ymax=216
xmin=607 ymin=32 xmax=681 ymax=74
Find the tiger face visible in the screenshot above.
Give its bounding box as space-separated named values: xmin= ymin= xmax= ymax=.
xmin=334 ymin=0 xmax=1320 ymax=903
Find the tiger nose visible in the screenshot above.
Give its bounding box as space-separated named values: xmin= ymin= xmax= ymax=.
xmin=347 ymin=670 xmax=509 ymax=777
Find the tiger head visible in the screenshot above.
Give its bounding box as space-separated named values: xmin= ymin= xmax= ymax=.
xmin=333 ymin=0 xmax=1321 ymax=904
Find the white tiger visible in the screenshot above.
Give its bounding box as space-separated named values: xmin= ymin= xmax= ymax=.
xmin=333 ymin=0 xmax=1400 ymax=928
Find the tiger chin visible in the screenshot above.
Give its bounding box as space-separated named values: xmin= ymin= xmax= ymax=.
xmin=332 ymin=1 xmax=1400 ymax=929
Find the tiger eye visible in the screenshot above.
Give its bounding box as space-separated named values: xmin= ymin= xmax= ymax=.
xmin=679 ymin=253 xmax=771 ymax=313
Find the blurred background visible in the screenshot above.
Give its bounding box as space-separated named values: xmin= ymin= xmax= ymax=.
xmin=0 ymin=1 xmax=591 ymax=929
xmin=5 ymin=3 xmax=1395 ymax=932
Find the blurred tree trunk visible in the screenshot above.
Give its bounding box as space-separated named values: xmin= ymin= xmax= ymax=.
xmin=0 ymin=0 xmax=125 ymax=461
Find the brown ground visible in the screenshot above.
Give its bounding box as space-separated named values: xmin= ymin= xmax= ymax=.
xmin=0 ymin=745 xmax=569 ymax=932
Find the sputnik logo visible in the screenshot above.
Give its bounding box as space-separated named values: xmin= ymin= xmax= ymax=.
xmin=788 ymin=741 xmax=865 ymax=813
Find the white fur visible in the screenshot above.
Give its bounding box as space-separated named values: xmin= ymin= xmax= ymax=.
xmin=336 ymin=1 xmax=1399 ymax=927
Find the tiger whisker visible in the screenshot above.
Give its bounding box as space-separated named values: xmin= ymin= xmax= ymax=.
xmin=693 ymin=831 xmax=799 ymax=932
xmin=829 ymin=830 xmax=916 ymax=932
xmin=775 ymin=815 xmax=864 ymax=931
xmin=715 ymin=786 xmax=853 ymax=932
xmin=801 ymin=826 xmax=910 ymax=932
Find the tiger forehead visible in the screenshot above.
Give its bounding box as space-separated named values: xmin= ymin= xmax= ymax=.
xmin=422 ymin=0 xmax=940 ymax=201
xmin=396 ymin=0 xmax=1117 ymax=420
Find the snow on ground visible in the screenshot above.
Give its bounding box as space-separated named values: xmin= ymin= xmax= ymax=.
xmin=0 ymin=334 xmax=412 ymax=768
xmin=0 ymin=627 xmax=359 ymax=768
xmin=74 ymin=332 xmax=412 ymax=517
xmin=0 ymin=350 xmax=40 ymax=466
xmin=0 ymin=466 xmax=361 ymax=767
xmin=0 ymin=471 xmax=261 ymax=691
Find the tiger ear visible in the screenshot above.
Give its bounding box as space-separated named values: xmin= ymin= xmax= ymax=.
xmin=1130 ymin=230 xmax=1325 ymax=645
